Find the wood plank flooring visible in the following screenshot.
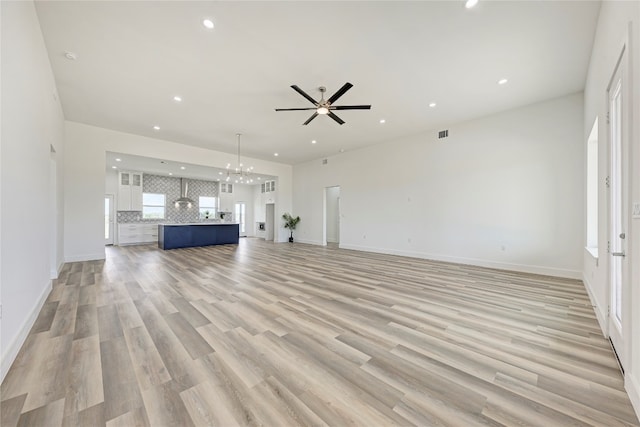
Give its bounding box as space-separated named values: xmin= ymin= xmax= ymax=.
xmin=2 ymin=238 xmax=638 ymax=426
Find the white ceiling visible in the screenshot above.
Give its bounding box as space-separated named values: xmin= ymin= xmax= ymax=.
xmin=36 ymin=1 xmax=600 ymax=165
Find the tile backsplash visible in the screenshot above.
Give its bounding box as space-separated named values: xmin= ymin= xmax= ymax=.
xmin=118 ymin=174 xmax=232 ymax=223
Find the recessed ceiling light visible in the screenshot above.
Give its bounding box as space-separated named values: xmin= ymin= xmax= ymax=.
xmin=379 ymin=119 xmax=386 ymax=124
xmin=169 ymin=173 xmax=173 ymax=176
xmin=429 ymin=102 xmax=437 ymax=108
xmin=173 ymin=95 xmax=182 ymax=102
xmin=465 ymin=0 xmax=478 ymax=8
xmin=180 ymin=166 xmax=186 ymax=170
xmin=115 ymin=158 xmax=121 ymax=162
xmin=153 ymin=125 xmax=160 ymax=130
xmin=258 ymin=177 xmax=261 ymax=180
xmin=218 ymin=172 xmax=222 ymax=175
xmin=111 ymin=166 xmax=117 ymax=169
xmin=64 ymin=51 xmax=77 ymax=60
xmin=498 ymin=78 xmax=508 ymax=85
xmin=274 ymin=153 xmax=279 ymax=157
xmin=311 ymin=140 xmax=317 ymax=144
xmin=202 ymin=19 xmax=214 ymax=29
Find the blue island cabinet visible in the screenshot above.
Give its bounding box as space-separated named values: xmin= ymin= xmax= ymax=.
xmin=158 ymin=224 xmax=239 ymax=250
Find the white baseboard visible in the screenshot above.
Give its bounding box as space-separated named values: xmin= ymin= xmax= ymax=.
xmin=64 ymin=252 xmax=105 ymax=263
xmin=626 ymin=372 xmax=640 ymax=423
xmin=294 ymin=238 xmax=324 ymax=245
xmin=338 ymin=244 xmax=582 ymax=279
xmin=49 ymin=260 xmax=64 ymax=280
xmin=1 ymin=279 xmax=52 ymax=383
xmin=582 ymin=272 xmax=608 ymax=337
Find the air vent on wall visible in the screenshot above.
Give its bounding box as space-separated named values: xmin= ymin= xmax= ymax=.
xmin=438 ymin=130 xmax=449 ymax=139
xmin=322 ymin=159 xmax=328 ymax=165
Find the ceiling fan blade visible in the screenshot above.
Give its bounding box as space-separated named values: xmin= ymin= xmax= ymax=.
xmin=327 ymin=82 xmax=353 ymax=105
xmin=291 ymin=85 xmax=318 ymax=106
xmin=303 ymin=112 xmax=319 ymax=125
xmin=275 ymin=107 xmax=317 ymax=111
xmin=331 ymin=105 xmax=372 ymax=110
xmin=327 ymin=111 xmax=345 ymax=125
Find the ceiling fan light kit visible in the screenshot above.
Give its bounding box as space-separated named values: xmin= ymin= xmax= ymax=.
xmin=275 ymin=82 xmax=371 ymax=125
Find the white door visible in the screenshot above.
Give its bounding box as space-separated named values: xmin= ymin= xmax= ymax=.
xmin=607 ymin=47 xmax=629 ymax=370
xmin=105 ymin=194 xmax=115 ymax=245
xmin=265 ymin=203 xmax=275 ymax=241
xmin=324 ymin=186 xmax=340 ymax=245
xmin=50 ymin=154 xmax=58 ymax=279
xmin=235 ymin=202 xmax=246 ymax=237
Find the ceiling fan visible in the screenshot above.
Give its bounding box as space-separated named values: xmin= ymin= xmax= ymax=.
xmin=275 ymin=82 xmax=371 ymax=125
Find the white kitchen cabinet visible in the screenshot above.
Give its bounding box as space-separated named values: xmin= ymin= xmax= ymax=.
xmin=219 ymin=182 xmax=234 ymax=212
xmin=263 ymin=180 xmax=276 ymax=193
xmin=118 ymin=223 xmax=158 ymax=245
xmin=219 ymin=192 xmax=233 ymax=212
xmin=118 ymin=171 xmax=143 ymax=211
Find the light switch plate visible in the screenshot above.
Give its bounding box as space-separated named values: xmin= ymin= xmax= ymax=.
xmin=633 ymin=202 xmax=640 ymax=219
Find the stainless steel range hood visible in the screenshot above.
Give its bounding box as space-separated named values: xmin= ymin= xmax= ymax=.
xmin=174 ymin=178 xmax=195 ymax=205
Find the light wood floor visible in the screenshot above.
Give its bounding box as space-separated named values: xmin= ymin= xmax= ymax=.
xmin=2 ymin=238 xmax=638 ymax=426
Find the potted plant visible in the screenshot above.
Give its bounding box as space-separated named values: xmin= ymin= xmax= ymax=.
xmin=282 ymin=213 xmax=300 ymax=243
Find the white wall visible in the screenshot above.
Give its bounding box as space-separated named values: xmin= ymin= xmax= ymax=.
xmin=65 ymin=122 xmax=293 ymax=261
xmin=293 ymin=93 xmax=584 ymax=279
xmin=0 ymin=1 xmax=65 ymax=381
xmin=105 ymin=169 xmax=118 ymax=196
xmin=582 ymin=1 xmax=640 ymax=418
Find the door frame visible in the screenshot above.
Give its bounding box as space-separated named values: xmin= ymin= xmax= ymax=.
xmin=323 ymin=186 xmax=340 ymax=246
xmin=605 ymin=28 xmax=631 ymax=372
xmin=265 ymin=203 xmax=275 ymax=242
xmin=105 ymin=194 xmax=115 ymax=245
xmin=235 ymin=201 xmax=247 ymax=237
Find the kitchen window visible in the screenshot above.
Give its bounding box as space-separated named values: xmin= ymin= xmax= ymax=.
xmin=199 ymin=196 xmax=217 ymax=219
xmin=142 ymin=193 xmax=165 ymax=219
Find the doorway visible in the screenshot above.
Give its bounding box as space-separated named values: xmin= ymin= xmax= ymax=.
xmin=105 ymin=194 xmax=114 ymax=245
xmin=49 ymin=152 xmax=58 ymax=279
xmin=607 ymin=43 xmax=629 ymax=371
xmin=324 ymin=186 xmax=340 ymax=246
xmin=235 ymin=202 xmax=246 ymax=237
xmin=265 ymin=203 xmax=275 ymax=241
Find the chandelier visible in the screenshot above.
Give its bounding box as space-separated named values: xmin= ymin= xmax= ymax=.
xmin=226 ymin=133 xmax=254 ymax=183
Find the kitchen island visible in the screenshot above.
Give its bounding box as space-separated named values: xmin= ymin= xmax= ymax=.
xmin=158 ymin=223 xmax=239 ymax=250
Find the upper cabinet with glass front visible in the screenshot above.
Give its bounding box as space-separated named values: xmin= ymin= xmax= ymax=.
xmin=262 ymin=180 xmax=276 ymax=193
xmin=118 ymin=171 xmax=143 ymax=211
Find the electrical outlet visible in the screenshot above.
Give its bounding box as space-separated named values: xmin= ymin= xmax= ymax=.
xmin=633 ymin=202 xmax=640 ymax=219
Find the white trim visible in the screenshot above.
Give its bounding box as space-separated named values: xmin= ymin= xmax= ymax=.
xmin=585 ymin=246 xmax=599 ymax=259
xmin=49 ymin=260 xmax=64 ymax=280
xmin=626 ymin=372 xmax=640 ymax=423
xmin=64 ymin=252 xmax=106 ymax=263
xmin=339 ymin=244 xmax=582 ymax=279
xmin=0 ymin=280 xmax=52 ymax=383
xmin=293 ymin=238 xmax=324 ymax=246
xmin=582 ymin=271 xmax=608 ymax=337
